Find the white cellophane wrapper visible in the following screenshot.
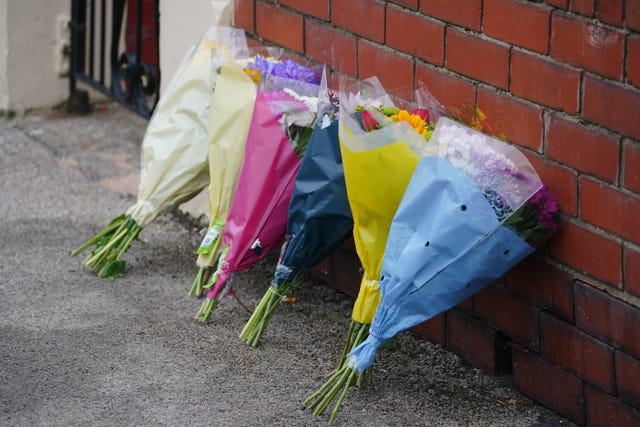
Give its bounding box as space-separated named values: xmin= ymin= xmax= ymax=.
xmin=127 ymin=26 xmax=247 ymax=227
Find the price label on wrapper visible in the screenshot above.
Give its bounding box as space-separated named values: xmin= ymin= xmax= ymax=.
xmin=197 ymin=220 xmax=224 ymax=254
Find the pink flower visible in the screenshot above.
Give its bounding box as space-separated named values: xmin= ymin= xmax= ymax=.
xmin=361 ymin=110 xmax=381 ymax=132
xmin=410 ymin=108 xmax=430 ymax=124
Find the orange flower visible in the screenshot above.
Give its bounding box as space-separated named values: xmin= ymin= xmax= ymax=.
xmin=390 ymin=109 xmax=429 ymax=137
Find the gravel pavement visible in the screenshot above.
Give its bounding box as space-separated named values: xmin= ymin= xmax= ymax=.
xmin=0 ymin=104 xmax=576 ymax=426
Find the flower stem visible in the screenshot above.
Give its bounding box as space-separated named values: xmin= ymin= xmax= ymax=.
xmin=239 ymin=282 xmax=291 ymax=347
xmin=71 ymin=216 xmax=125 ymax=256
xmin=83 ymin=223 xmax=128 ymax=268
xmin=303 ymin=319 xmax=371 ymax=423
xmin=189 ymin=266 xmax=213 ymax=297
xmin=329 ymin=368 xmax=358 ymax=425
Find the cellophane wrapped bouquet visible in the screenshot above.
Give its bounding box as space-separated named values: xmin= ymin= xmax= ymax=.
xmin=240 ymin=76 xmax=354 ymax=347
xmin=72 ymin=26 xmax=247 ymax=278
xmin=307 ymin=113 xmax=559 ymax=424
xmin=193 ymin=57 xmax=324 ymax=322
xmin=304 ymin=76 xmax=444 ymax=421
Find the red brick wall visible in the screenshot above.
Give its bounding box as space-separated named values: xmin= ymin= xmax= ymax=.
xmin=234 ymin=1 xmax=640 ymax=424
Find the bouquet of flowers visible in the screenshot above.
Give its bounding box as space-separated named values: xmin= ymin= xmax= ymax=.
xmin=194 ymin=59 xmax=323 ymax=322
xmin=304 ymin=77 xmax=442 ymax=420
xmin=308 ymin=116 xmax=560 ymax=423
xmin=239 ymin=82 xmax=354 ymax=347
xmin=72 ymin=26 xmax=247 ymax=278
xmin=188 ymin=53 xmax=265 ymax=297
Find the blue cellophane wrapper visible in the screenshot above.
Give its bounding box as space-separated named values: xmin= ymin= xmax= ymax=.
xmin=273 ymin=118 xmax=353 ymax=285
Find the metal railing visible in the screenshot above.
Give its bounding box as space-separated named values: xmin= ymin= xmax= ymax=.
xmin=68 ymin=0 xmax=160 ymax=118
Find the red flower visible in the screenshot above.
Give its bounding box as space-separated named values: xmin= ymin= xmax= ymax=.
xmin=410 ymin=108 xmax=429 ymax=124
xmin=360 ymin=110 xmax=381 ymax=132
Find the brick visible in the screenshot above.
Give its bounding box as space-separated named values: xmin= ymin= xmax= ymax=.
xmin=415 ymin=63 xmax=476 ymax=116
xmin=505 ymin=256 xmax=574 ymax=322
xmin=548 ymin=222 xmax=622 ymax=285
xmin=546 ymin=114 xmax=620 ymax=183
xmin=627 ymin=0 xmax=640 ymax=31
xmin=309 ymin=255 xmax=332 ymax=285
xmin=624 ymin=141 xmax=640 ymax=194
xmin=585 ymin=384 xmax=640 ymax=427
xmin=545 ymin=0 xmax=568 ymax=9
xmin=625 ymin=246 xmax=640 ymax=298
xmin=446 ymin=28 xmax=509 ymax=89
xmin=474 ymin=285 xmax=539 ymax=350
xmin=447 ymin=310 xmax=512 ymax=374
xmin=580 ymin=177 xmax=640 ymax=245
xmin=279 ymin=0 xmax=329 ymax=19
xmin=419 ymin=0 xmax=481 ymax=30
xmin=513 ymin=345 xmax=584 ymax=424
xmin=617 ymin=351 xmax=640 ymax=409
xmin=583 ymin=76 xmax=640 ymax=141
xmin=357 ymin=41 xmax=414 ymax=100
xmin=575 ymin=281 xmax=640 ymax=360
xmin=524 ymin=153 xmax=578 ymax=216
xmin=412 ymin=312 xmax=446 ymax=346
xmin=551 ymin=14 xmax=624 ymax=80
xmin=328 ymin=246 xmax=362 ymax=298
xmin=483 ymin=0 xmax=550 ymax=54
xmin=234 ymin=0 xmax=255 ymax=34
xmin=598 ymin=0 xmax=624 ymax=27
xmin=305 ymin=21 xmax=357 ymax=77
xmin=628 ymin=36 xmax=640 ymax=89
xmin=510 ymin=50 xmax=580 ymax=113
xmin=388 ymin=0 xmax=418 ymax=9
xmin=477 ymin=88 xmax=543 ymax=151
xmin=540 ymin=313 xmax=615 ymax=392
xmin=331 ymin=0 xmax=385 ymax=43
xmin=256 ymin=2 xmax=303 ymax=52
xmin=456 ymin=296 xmax=474 ymax=314
xmin=570 ymin=0 xmax=594 ymax=16
xmin=386 ymin=6 xmax=445 ymax=66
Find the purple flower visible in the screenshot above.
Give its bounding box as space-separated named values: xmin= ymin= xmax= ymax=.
xmin=248 ymin=55 xmax=279 ymax=76
xmin=271 ymin=58 xmax=319 ymax=84
xmin=248 ymin=56 xmax=319 ymax=84
xmin=530 ymin=185 xmax=560 ymax=231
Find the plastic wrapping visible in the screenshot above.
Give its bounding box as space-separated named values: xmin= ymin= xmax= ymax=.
xmin=347 ymin=118 xmax=556 ymax=373
xmin=128 ymin=26 xmax=247 ymax=227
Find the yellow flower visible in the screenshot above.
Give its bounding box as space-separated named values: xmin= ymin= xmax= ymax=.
xmin=390 ymin=109 xmax=428 ymax=137
xmin=243 ymin=68 xmax=261 ymax=84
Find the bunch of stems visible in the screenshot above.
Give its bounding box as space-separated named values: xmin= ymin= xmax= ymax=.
xmin=195 ymin=279 xmax=233 ymax=323
xmin=189 ymin=266 xmax=214 ymax=297
xmin=304 ymin=320 xmax=372 ymax=424
xmin=239 ymin=281 xmax=292 ymax=346
xmin=72 ymin=214 xmax=142 ymax=278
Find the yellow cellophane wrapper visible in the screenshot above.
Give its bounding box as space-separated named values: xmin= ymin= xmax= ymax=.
xmin=196 ymin=59 xmax=257 ymax=268
xmin=126 ymin=39 xmax=218 ymax=227
xmin=340 ymin=137 xmax=419 ymax=324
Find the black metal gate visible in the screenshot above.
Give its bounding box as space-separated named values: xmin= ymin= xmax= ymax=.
xmin=68 ymin=0 xmax=160 ymax=118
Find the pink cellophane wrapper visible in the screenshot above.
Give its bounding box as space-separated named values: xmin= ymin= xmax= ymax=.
xmin=205 ymin=89 xmax=301 ymax=299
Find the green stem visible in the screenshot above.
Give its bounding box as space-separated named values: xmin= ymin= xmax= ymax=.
xmin=304 ymin=366 xmax=345 ymax=410
xmin=71 ymin=217 xmax=124 ymax=256
xmin=329 ymin=368 xmax=358 ymax=425
xmin=239 ymin=283 xmax=290 ymax=347
xmin=115 ymin=221 xmax=141 ymax=259
xmin=189 ymin=266 xmax=206 ymax=297
xmin=336 ymin=321 xmax=356 ymax=370
xmin=312 ymin=365 xmax=352 ymax=417
xmin=83 ymin=223 xmax=128 ymax=268
xmin=304 ymin=321 xmax=372 ymax=422
xmin=196 ymin=298 xmax=216 ymax=323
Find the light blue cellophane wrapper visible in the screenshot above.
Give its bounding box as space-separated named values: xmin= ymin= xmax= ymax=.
xmin=348 ymin=117 xmax=542 ymax=373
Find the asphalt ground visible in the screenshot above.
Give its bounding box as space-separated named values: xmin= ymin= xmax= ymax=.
xmin=0 ymin=103 xmax=576 ymax=426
